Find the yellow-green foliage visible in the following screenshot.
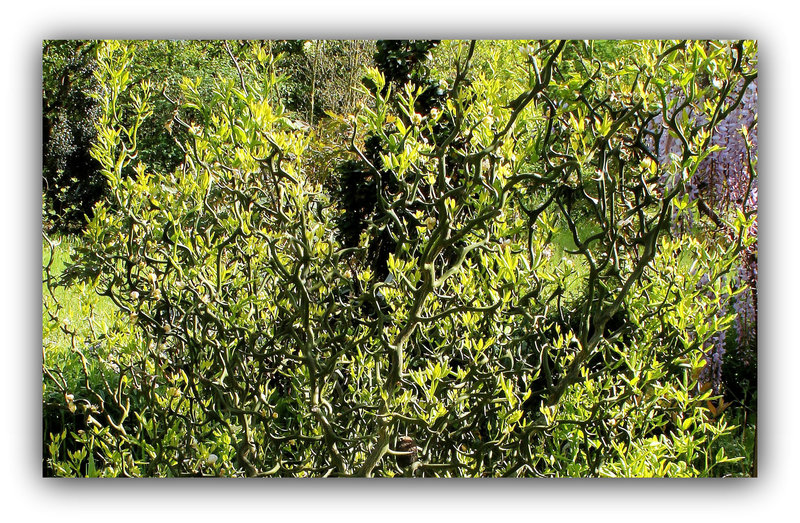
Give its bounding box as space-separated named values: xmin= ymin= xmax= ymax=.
xmin=43 ymin=40 xmax=756 ymax=477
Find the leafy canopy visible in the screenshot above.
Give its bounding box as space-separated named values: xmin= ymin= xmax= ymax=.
xmin=43 ymin=40 xmax=757 ymax=477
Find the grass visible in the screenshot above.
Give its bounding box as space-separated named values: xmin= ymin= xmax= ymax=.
xmin=42 ymin=233 xmax=122 ymax=381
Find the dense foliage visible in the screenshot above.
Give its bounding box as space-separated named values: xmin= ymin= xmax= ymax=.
xmin=42 ymin=40 xmax=367 ymax=233
xmin=42 ymin=41 xmax=102 ymax=232
xmin=656 ymin=74 xmax=758 ymax=406
xmin=42 ymin=40 xmax=232 ymax=232
xmin=42 ymin=40 xmax=757 ymax=477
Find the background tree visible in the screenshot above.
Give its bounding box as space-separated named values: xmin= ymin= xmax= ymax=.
xmin=42 ymin=40 xmax=102 ymax=233
xmin=276 ymin=40 xmax=375 ymax=124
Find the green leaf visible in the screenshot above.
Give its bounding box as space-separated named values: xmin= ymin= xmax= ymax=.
xmin=87 ymin=450 xmax=98 ymax=477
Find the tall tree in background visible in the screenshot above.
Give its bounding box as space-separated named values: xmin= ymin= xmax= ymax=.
xmin=277 ymin=40 xmax=376 ymax=123
xmin=42 ymin=40 xmax=102 ymax=233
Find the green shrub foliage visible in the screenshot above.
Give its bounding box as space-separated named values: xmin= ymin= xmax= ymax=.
xmin=43 ymin=40 xmax=757 ymax=477
xmin=43 ymin=40 xmax=274 ymax=233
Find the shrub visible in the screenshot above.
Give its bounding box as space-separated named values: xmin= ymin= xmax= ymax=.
xmin=43 ymin=40 xmax=757 ymax=477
